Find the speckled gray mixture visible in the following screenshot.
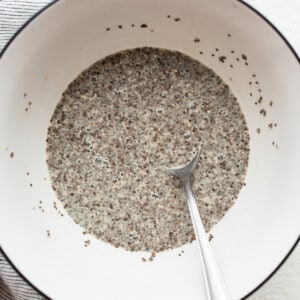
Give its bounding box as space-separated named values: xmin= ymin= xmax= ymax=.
xmin=46 ymin=48 xmax=249 ymax=252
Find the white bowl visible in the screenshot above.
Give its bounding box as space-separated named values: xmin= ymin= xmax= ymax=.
xmin=0 ymin=0 xmax=299 ymax=299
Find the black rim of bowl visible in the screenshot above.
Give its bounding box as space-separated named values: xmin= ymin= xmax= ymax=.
xmin=0 ymin=0 xmax=299 ymax=299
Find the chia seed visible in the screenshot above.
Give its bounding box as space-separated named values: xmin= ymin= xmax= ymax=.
xmin=218 ymin=56 xmax=226 ymax=63
xmin=46 ymin=48 xmax=249 ymax=252
xmin=260 ymin=109 xmax=267 ymax=117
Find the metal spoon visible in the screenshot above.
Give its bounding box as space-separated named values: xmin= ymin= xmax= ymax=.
xmin=166 ymin=147 xmax=231 ymax=300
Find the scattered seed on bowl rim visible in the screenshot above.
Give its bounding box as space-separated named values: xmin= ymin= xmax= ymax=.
xmin=260 ymin=109 xmax=266 ymax=116
xmin=218 ymin=56 xmax=226 ymax=63
xmin=46 ymin=47 xmax=250 ymax=252
xmin=47 ymin=230 xmax=50 ymax=237
xmin=148 ymin=251 xmax=156 ymax=262
xmin=208 ymin=233 xmax=214 ymax=241
xmin=52 ymin=200 xmax=64 ymax=216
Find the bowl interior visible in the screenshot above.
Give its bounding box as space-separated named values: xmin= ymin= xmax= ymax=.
xmin=0 ymin=0 xmax=299 ymax=299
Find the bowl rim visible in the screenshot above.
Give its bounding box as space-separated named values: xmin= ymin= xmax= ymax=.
xmin=0 ymin=0 xmax=299 ymax=299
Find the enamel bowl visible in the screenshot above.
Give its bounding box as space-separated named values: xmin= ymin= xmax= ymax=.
xmin=0 ymin=0 xmax=299 ymax=299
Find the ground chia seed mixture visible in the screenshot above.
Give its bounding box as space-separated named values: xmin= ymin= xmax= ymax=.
xmin=46 ymin=47 xmax=249 ymax=252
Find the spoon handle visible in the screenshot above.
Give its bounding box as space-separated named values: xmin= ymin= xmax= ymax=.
xmin=184 ymin=180 xmax=231 ymax=300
